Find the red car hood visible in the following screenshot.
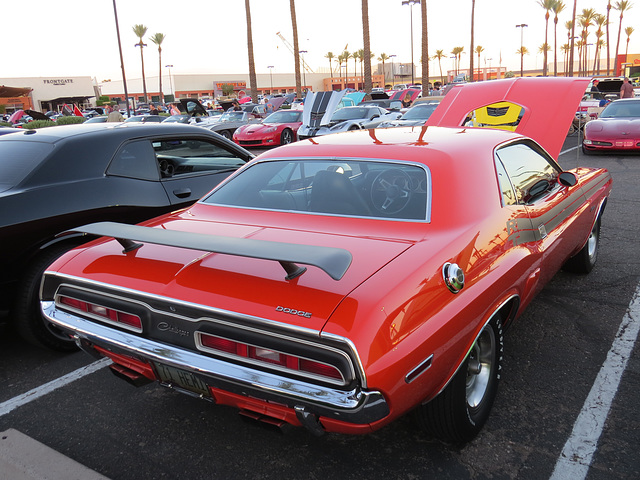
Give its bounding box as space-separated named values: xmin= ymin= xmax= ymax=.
xmin=55 ymin=212 xmax=414 ymax=332
xmin=587 ymin=118 xmax=640 ymax=136
xmin=426 ymin=77 xmax=590 ymax=159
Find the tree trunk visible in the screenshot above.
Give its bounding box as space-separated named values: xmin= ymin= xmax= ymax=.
xmin=245 ymin=0 xmax=258 ymax=103
xmin=290 ymin=0 xmax=302 ymax=98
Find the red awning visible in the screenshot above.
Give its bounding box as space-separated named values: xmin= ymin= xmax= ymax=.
xmin=0 ymin=85 xmax=33 ymax=97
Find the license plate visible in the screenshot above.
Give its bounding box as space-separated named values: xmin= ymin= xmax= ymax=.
xmin=154 ymin=362 xmax=211 ymax=397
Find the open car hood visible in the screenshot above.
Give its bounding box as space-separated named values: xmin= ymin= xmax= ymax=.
xmin=24 ymin=110 xmax=50 ymax=121
xmin=301 ymin=91 xmax=346 ymax=128
xmin=425 ymin=77 xmax=590 ymax=159
xmin=178 ymin=98 xmax=209 ymax=116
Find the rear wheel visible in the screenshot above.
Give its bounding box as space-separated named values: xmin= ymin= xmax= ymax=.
xmin=14 ymin=244 xmax=78 ymax=351
xmin=218 ymin=130 xmax=232 ymax=140
xmin=415 ymin=315 xmax=503 ymax=443
xmin=563 ymin=217 xmax=600 ymax=274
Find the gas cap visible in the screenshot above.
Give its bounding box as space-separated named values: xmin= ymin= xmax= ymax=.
xmin=443 ymin=262 xmax=465 ymax=293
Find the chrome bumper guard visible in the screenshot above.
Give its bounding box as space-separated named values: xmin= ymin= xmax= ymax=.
xmin=42 ymin=301 xmax=390 ymax=425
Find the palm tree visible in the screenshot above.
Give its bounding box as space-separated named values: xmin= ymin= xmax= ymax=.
xmin=362 ymin=1 xmax=373 ymax=95
xmin=244 ymin=0 xmax=258 ymax=102
xmin=596 ymin=39 xmax=606 ymax=74
xmin=475 ymin=45 xmax=484 ymax=79
xmin=561 ymin=43 xmax=571 ymax=75
xmin=578 ymin=8 xmax=596 ymax=76
xmin=289 ymin=0 xmax=302 ymax=98
xmin=352 ymin=50 xmax=360 ymax=77
xmin=517 ymin=46 xmax=530 ymax=76
xmin=593 ymin=14 xmax=607 ymax=75
xmin=568 ymin=0 xmax=578 ymax=76
xmin=470 ymin=0 xmax=476 ymax=81
xmin=538 ymin=0 xmax=556 ymax=76
xmin=452 ymin=46 xmax=465 ymax=76
xmin=149 ymin=33 xmax=166 ymax=104
xmin=378 ymin=53 xmax=390 ymax=83
xmin=132 ymin=24 xmax=149 ymax=103
xmin=552 ymin=1 xmax=566 ymax=76
xmin=356 ymin=49 xmax=365 ymax=79
xmin=624 ymin=26 xmax=634 ymax=63
xmin=606 ymin=1 xmax=612 ymax=74
xmin=433 ymin=49 xmax=446 ymax=86
xmin=420 ymin=0 xmax=429 ymax=89
xmin=613 ymin=1 xmax=633 ymax=75
xmin=325 ymin=52 xmax=335 ymax=78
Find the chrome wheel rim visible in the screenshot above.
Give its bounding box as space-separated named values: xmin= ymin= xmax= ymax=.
xmin=466 ymin=325 xmax=496 ymax=408
xmin=587 ymin=224 xmax=598 ymax=259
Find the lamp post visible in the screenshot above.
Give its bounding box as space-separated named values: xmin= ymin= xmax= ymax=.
xmin=389 ymin=54 xmax=396 ymax=86
xmin=165 ymin=64 xmax=174 ymax=99
xmin=299 ymin=51 xmax=307 ymax=93
xmin=516 ymin=24 xmax=528 ymax=77
xmin=487 ymin=58 xmax=492 ymax=80
xmin=267 ymin=65 xmax=274 ymax=94
xmin=402 ymin=0 xmax=420 ymax=86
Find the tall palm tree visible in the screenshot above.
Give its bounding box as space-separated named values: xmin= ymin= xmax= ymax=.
xmin=593 ymin=14 xmax=607 ymax=75
xmin=244 ymin=0 xmax=258 ymax=102
xmin=538 ymin=0 xmax=556 ymax=76
xmin=578 ymin=8 xmax=596 ymax=76
xmin=325 ymin=52 xmax=335 ymax=78
xmin=289 ymin=0 xmax=302 ymax=98
xmin=596 ymin=39 xmax=606 ymax=73
xmin=568 ymin=0 xmax=578 ymax=76
xmin=613 ymin=1 xmax=633 ymax=75
xmin=517 ymin=46 xmax=530 ymax=76
xmin=352 ymin=50 xmax=360 ymax=77
xmin=132 ymin=24 xmax=149 ymax=103
xmin=552 ymin=1 xmax=566 ymax=76
xmin=433 ymin=49 xmax=445 ymax=86
xmin=469 ymin=0 xmax=476 ymax=81
xmin=149 ymin=33 xmax=166 ymax=104
xmin=420 ymin=0 xmax=429 ymax=89
xmin=561 ymin=43 xmax=571 ymax=75
xmin=356 ymin=49 xmax=365 ymax=79
xmin=606 ymin=1 xmax=612 ymax=74
xmin=362 ymin=0 xmax=373 ymax=95
xmin=452 ymin=46 xmax=464 ymax=75
xmin=475 ymin=45 xmax=484 ymax=79
xmin=378 ymin=53 xmax=390 ymax=83
xmin=624 ymin=26 xmax=635 ymax=63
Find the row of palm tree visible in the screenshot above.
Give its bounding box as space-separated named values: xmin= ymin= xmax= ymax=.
xmin=132 ymin=24 xmax=165 ymax=104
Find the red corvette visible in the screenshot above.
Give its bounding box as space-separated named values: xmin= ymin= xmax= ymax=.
xmin=582 ymin=98 xmax=640 ymax=154
xmin=233 ymin=109 xmax=303 ymax=147
xmin=41 ymin=78 xmax=611 ymax=442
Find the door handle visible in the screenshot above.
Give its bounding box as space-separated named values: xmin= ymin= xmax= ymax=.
xmin=173 ymin=188 xmax=192 ymax=198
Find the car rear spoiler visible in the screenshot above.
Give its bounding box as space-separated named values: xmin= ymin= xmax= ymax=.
xmin=63 ymin=222 xmax=352 ymax=281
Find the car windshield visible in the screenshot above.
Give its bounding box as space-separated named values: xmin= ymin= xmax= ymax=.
xmin=264 ymin=110 xmax=303 ymax=123
xmin=401 ymin=104 xmax=439 ymax=120
xmin=219 ymin=112 xmax=245 ymax=122
xmin=203 ymin=159 xmax=429 ymax=221
xmin=331 ymin=107 xmax=372 ymax=121
xmin=599 ymin=101 xmax=640 ymax=118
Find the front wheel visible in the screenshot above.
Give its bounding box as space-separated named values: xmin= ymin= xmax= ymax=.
xmin=14 ymin=244 xmax=79 ymax=351
xmin=415 ymin=315 xmax=503 ymax=443
xmin=280 ymin=128 xmax=294 ymax=145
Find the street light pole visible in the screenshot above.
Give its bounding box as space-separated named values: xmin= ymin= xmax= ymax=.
xmin=516 ymin=24 xmax=528 ymax=78
xmin=267 ymin=65 xmax=274 ymax=94
xmin=165 ymin=65 xmax=173 ymax=99
xmin=389 ymin=54 xmax=396 ymax=87
xmin=402 ymin=0 xmax=420 ymax=86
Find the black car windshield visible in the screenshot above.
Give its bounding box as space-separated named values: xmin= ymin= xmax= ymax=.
xmin=0 ymin=141 xmax=54 ymax=192
xmin=203 ymin=159 xmax=429 ymax=221
xmin=401 ymin=104 xmax=439 ymax=120
xmin=219 ymin=112 xmax=245 ymax=122
xmin=331 ymin=107 xmax=373 ymax=121
xmin=600 ymin=100 xmax=640 ymax=118
xmin=264 ymin=110 xmax=303 ymax=123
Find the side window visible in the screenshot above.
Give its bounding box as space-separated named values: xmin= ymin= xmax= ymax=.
xmin=152 ymin=139 xmax=247 ymax=178
xmin=495 ymin=158 xmax=517 ymax=206
xmin=496 ymin=143 xmax=560 ymax=204
xmin=107 ymin=140 xmax=159 ymax=181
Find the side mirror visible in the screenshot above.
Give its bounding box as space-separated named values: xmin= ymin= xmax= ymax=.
xmin=558 ymin=171 xmax=578 ymax=187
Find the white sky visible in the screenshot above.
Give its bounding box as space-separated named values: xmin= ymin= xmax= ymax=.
xmin=2 ymin=0 xmax=638 ymax=82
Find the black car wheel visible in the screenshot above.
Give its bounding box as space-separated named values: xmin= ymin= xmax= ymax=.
xmin=280 ymin=129 xmax=294 ymax=145
xmin=563 ymin=217 xmax=600 ymax=274
xmin=219 ymin=130 xmax=232 ymax=139
xmin=14 ymin=243 xmax=79 ymax=351
xmin=415 ymin=314 xmax=503 ymax=443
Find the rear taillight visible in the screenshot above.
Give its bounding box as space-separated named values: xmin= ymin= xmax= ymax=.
xmin=58 ymin=295 xmax=142 ymax=331
xmin=197 ymin=332 xmax=344 ymax=383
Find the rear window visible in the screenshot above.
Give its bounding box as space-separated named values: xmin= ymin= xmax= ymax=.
xmin=0 ymin=141 xmax=54 ymax=192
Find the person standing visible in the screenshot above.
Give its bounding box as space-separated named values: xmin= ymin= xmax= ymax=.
xmin=620 ymin=77 xmax=635 ymax=98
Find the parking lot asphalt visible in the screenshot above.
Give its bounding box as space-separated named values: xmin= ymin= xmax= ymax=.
xmin=0 ymin=135 xmax=638 ymax=479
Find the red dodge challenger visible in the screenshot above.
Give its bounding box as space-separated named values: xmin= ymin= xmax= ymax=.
xmin=41 ymin=78 xmax=611 ymax=443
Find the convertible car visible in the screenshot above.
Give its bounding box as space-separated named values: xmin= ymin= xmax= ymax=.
xmin=582 ymin=98 xmax=640 ymax=154
xmin=41 ymin=78 xmax=611 ymax=442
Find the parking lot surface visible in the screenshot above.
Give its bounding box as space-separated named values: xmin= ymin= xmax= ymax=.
xmin=1 ymin=136 xmax=638 ymax=480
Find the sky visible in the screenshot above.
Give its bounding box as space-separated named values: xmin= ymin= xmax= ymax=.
xmin=2 ymin=0 xmax=638 ymax=83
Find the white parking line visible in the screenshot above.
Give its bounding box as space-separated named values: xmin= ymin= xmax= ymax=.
xmin=0 ymin=358 xmax=110 ymax=417
xmin=560 ymin=145 xmax=580 ymax=155
xmin=550 ymin=283 xmax=640 ymax=480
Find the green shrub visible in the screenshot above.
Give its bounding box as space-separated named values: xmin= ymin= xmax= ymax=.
xmin=0 ymin=121 xmax=13 ymax=127
xmin=22 ymin=120 xmax=56 ymax=129
xmin=55 ymin=116 xmax=86 ymax=125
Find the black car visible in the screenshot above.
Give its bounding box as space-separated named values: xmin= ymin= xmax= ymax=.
xmin=0 ymin=123 xmax=254 ymax=350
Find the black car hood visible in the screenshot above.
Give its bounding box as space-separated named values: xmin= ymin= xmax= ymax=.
xmin=24 ymin=110 xmax=50 ymax=121
xmin=178 ymin=98 xmax=209 ymax=116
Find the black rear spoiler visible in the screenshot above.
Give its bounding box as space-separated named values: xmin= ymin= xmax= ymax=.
xmin=64 ymin=222 xmax=352 ymax=281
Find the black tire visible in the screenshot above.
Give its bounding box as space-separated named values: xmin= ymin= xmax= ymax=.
xmin=563 ymin=217 xmax=600 ymax=274
xmin=415 ymin=314 xmax=504 ymax=443
xmin=219 ymin=130 xmax=232 ymax=140
xmin=280 ymin=128 xmax=294 ymax=145
xmin=14 ymin=243 xmax=78 ymax=351
xmin=348 ymin=125 xmax=360 ymax=131
xmin=582 ymin=144 xmax=592 ymax=155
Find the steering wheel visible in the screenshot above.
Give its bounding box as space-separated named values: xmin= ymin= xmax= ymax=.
xmin=158 ymin=159 xmax=175 ymax=178
xmin=370 ymin=168 xmax=413 ymax=214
